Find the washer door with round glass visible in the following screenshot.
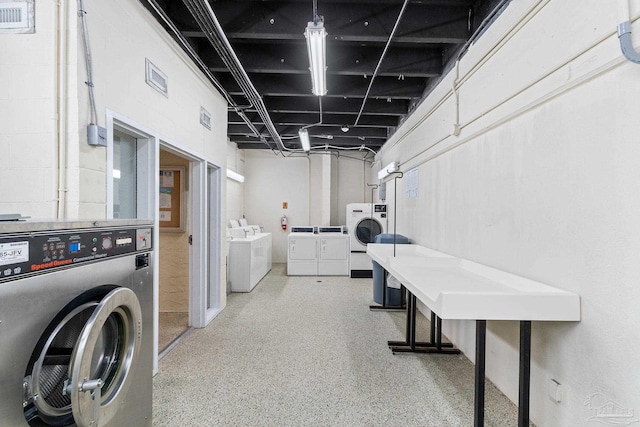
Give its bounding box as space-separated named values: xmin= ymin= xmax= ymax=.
xmin=24 ymin=287 xmax=142 ymax=427
xmin=354 ymin=218 xmax=383 ymax=246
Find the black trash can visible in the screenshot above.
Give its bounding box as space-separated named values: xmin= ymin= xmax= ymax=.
xmin=372 ymin=234 xmax=410 ymax=306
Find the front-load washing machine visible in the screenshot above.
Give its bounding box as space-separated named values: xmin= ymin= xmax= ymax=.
xmin=346 ymin=203 xmax=387 ymax=277
xmin=0 ymin=220 xmax=154 ymax=427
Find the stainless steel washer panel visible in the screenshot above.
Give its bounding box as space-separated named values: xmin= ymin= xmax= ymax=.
xmin=0 ymin=222 xmax=153 ymax=427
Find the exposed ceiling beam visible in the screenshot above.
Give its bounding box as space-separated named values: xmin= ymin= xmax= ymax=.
xmin=201 ymin=42 xmax=443 ymax=77
xmin=229 ymin=111 xmax=400 ymax=127
xmin=180 ymin=2 xmax=471 ymax=44
xmin=218 ymin=73 xmax=426 ymax=99
xmin=232 ymin=96 xmax=409 ymax=116
xmin=228 ymin=124 xmax=389 ymax=138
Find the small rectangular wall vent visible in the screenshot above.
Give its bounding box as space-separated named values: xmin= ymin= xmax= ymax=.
xmin=145 ymin=59 xmax=168 ymax=97
xmin=0 ymin=1 xmax=34 ymax=33
xmin=200 ymin=107 xmax=211 ymax=129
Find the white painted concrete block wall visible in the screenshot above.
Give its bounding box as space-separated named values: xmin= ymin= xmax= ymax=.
xmin=244 ymin=150 xmax=311 ymax=263
xmin=84 ymin=0 xmax=228 ymax=168
xmin=243 ymin=150 xmax=372 ymax=262
xmin=0 ymin=0 xmax=72 ymax=217
xmin=335 ymin=152 xmax=373 ymax=225
xmin=376 ymin=0 xmax=640 ymax=425
xmin=226 ymin=140 xmax=244 ymax=225
xmin=0 ymin=0 xmax=228 ymax=219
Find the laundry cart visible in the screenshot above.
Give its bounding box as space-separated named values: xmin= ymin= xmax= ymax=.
xmin=372 ymin=234 xmax=410 ymax=306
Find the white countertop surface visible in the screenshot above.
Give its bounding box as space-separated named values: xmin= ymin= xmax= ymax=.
xmin=367 ymin=243 xmax=580 ymax=321
xmin=0 ymin=219 xmax=154 ymax=234
xmin=228 ymin=232 xmax=272 ymax=243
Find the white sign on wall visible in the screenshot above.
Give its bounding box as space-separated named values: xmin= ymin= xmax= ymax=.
xmin=405 ymin=167 xmax=419 ymax=199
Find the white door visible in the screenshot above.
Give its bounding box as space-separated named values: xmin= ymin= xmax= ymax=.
xmin=289 ymin=237 xmax=318 ymax=260
xmin=320 ymin=237 xmax=349 ymax=261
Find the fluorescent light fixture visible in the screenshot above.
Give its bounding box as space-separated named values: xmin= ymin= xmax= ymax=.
xmin=298 ymin=129 xmax=311 ymax=152
xmin=226 ymin=169 xmax=245 ymax=183
xmin=113 ymin=169 xmax=121 ymax=179
xmin=377 ymin=161 xmax=398 ymax=180
xmin=305 ymin=21 xmax=327 ymax=96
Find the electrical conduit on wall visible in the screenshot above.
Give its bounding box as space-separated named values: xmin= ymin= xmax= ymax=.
xmin=55 ymin=0 xmax=69 ymax=219
xmin=379 ymin=0 xmax=637 ymax=175
xmin=618 ymin=0 xmax=640 ymax=63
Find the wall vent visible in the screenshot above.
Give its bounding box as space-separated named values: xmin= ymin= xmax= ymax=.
xmin=200 ymin=107 xmax=211 ymax=130
xmin=145 ymin=59 xmax=168 ymax=97
xmin=0 ymin=0 xmax=34 ymax=33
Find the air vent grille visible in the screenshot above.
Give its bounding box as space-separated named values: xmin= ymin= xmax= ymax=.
xmin=0 ymin=6 xmax=22 ymax=25
xmin=145 ymin=59 xmax=168 ymax=97
xmin=200 ymin=107 xmax=211 ymax=129
xmin=0 ymin=1 xmax=33 ymax=33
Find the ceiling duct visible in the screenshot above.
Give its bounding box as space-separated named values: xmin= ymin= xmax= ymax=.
xmin=181 ymin=0 xmax=285 ymax=152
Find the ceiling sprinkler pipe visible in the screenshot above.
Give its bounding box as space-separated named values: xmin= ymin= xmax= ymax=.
xmin=618 ymin=21 xmax=640 ymax=63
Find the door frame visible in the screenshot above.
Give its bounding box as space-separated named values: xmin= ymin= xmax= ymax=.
xmin=106 ymin=110 xmax=223 ymax=373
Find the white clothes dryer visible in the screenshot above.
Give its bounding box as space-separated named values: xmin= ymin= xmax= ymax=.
xmin=317 ymin=227 xmax=349 ymax=276
xmin=346 ymin=203 xmax=387 ymax=278
xmin=287 ymin=227 xmax=318 ymax=276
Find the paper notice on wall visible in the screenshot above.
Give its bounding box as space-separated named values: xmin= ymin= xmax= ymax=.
xmin=159 ymin=188 xmax=172 ymax=208
xmin=159 ymin=170 xmax=174 ymax=187
xmin=159 ymin=211 xmax=172 ymax=222
xmin=405 ymin=167 xmax=419 ymax=199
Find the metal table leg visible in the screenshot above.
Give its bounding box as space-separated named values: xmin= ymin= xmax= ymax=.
xmin=518 ymin=321 xmax=531 ymax=427
xmin=474 ymin=320 xmax=486 ymax=427
xmin=388 ymin=291 xmax=460 ymax=355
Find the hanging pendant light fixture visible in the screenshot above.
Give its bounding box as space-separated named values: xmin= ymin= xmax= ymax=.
xmin=298 ymin=128 xmax=311 ymax=152
xmin=304 ymin=2 xmax=327 ymax=96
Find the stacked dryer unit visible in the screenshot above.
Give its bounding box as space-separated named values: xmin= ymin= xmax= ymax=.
xmin=346 ymin=203 xmax=387 ymax=278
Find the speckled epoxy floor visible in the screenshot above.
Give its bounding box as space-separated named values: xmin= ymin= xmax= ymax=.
xmin=153 ymin=264 xmax=531 ymax=426
xmin=158 ymin=312 xmax=190 ymax=353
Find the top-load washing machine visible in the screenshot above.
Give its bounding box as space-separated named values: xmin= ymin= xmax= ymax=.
xmin=0 ymin=220 xmax=154 ymax=427
xmin=346 ymin=203 xmax=387 ymax=277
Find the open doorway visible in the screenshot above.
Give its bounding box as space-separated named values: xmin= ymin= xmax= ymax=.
xmin=107 ymin=112 xmax=224 ymax=368
xmin=158 ymin=149 xmax=191 ymax=353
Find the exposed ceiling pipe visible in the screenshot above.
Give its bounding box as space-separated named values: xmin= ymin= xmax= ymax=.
xmin=353 ymin=0 xmax=410 ymax=127
xmin=301 ymin=97 xmax=323 ymax=132
xmin=181 ymin=0 xmax=285 ymax=152
xmin=452 ymin=0 xmax=512 ymax=135
xmin=144 ymin=0 xmax=280 ymax=154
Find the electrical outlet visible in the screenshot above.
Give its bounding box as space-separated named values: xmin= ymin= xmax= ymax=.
xmin=548 ymin=378 xmax=563 ymax=403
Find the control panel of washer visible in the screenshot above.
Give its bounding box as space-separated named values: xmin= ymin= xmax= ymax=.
xmin=0 ymin=227 xmax=152 ymax=281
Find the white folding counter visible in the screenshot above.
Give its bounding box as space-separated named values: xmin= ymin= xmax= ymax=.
xmin=366 ymin=243 xmax=580 ymax=427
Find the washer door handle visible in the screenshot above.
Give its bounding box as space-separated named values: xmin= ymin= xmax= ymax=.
xmin=80 ymin=379 xmax=102 ymax=426
xmin=64 ymin=378 xmax=103 ymax=426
